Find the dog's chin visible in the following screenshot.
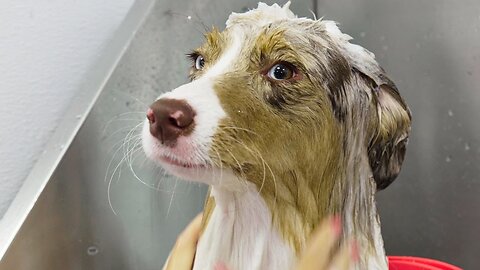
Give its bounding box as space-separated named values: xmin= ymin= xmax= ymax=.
xmin=156 ymin=155 xmax=214 ymax=182
xmin=144 ymin=147 xmax=216 ymax=183
xmin=155 ymin=156 xmax=245 ymax=190
xmin=142 ymin=127 xmax=216 ymax=184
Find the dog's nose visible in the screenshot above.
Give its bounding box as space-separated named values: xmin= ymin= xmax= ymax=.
xmin=147 ymin=98 xmax=195 ymax=146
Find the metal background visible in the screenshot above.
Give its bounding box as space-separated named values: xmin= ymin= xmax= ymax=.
xmin=1 ymin=0 xmax=478 ymax=269
xmin=315 ymin=1 xmax=480 ymax=268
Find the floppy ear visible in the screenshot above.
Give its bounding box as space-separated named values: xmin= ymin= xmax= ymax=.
xmin=317 ymin=20 xmax=412 ymax=189
xmin=368 ymin=83 xmax=411 ymax=190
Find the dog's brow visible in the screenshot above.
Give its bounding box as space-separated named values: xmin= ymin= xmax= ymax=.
xmin=203 ymin=29 xmax=243 ymax=78
xmin=257 ymin=29 xmax=289 ymax=53
xmin=205 ymin=29 xmax=223 ymax=47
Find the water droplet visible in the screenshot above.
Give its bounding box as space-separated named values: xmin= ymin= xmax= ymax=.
xmin=87 ymin=246 xmax=99 ymax=256
xmin=448 ymin=110 xmax=454 ymax=117
xmin=415 ymin=43 xmax=421 ymax=49
xmin=379 ymin=36 xmax=386 ymax=41
xmin=445 ymin=156 xmax=452 ymax=163
xmin=187 ymin=15 xmax=192 ymax=20
xmin=59 ymin=144 xmax=65 ymax=150
xmin=382 ymin=45 xmax=389 ymax=51
xmin=76 ymin=114 xmax=82 ymax=119
xmin=465 ymin=143 xmax=470 ymax=151
xmin=359 ymin=32 xmax=366 ymax=38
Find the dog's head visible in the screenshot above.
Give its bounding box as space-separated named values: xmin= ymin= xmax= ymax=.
xmin=142 ymin=2 xmax=411 ymax=194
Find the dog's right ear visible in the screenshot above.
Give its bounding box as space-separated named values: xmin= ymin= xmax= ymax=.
xmin=367 ymin=82 xmax=411 ymax=190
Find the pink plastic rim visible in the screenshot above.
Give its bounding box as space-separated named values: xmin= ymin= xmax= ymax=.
xmin=388 ymin=256 xmax=462 ymax=270
xmin=389 ymin=260 xmax=442 ymax=270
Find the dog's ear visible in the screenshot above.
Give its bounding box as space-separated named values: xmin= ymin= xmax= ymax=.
xmin=367 ymin=81 xmax=411 ymax=190
xmin=334 ymin=39 xmax=411 ymax=190
xmin=316 ymin=21 xmax=412 ymax=189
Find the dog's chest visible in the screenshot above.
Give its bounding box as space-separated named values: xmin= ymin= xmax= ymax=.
xmin=193 ymin=187 xmax=295 ymax=270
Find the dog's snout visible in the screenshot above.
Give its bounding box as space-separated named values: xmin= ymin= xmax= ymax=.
xmin=147 ymin=98 xmax=195 ymax=146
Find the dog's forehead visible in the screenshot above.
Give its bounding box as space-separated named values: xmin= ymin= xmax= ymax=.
xmin=225 ymin=2 xmax=296 ymax=28
xmin=209 ymin=2 xmax=383 ymax=87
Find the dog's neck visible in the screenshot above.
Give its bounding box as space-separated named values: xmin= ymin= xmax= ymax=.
xmin=194 ymin=184 xmax=295 ymax=270
xmin=196 ymin=154 xmax=388 ymax=270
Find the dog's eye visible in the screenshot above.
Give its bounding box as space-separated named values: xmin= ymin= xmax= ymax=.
xmin=195 ymin=55 xmax=205 ymax=70
xmin=266 ymin=62 xmax=297 ymax=81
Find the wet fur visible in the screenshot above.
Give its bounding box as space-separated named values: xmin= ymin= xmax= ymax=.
xmin=146 ymin=2 xmax=411 ymax=270
xmin=203 ymin=4 xmax=411 ymax=269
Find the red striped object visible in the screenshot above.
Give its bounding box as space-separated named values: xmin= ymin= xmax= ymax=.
xmin=388 ymin=256 xmax=462 ymax=270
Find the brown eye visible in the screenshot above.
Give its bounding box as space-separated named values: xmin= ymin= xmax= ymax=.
xmin=267 ymin=63 xmax=294 ymax=81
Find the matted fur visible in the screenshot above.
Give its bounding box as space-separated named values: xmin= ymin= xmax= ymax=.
xmin=143 ymin=2 xmax=411 ymax=270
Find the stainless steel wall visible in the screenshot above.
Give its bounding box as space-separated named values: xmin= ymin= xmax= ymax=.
xmin=315 ymin=1 xmax=480 ymax=268
xmin=1 ymin=0 xmax=478 ymax=269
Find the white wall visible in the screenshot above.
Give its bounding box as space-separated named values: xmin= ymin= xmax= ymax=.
xmin=0 ymin=0 xmax=135 ymax=218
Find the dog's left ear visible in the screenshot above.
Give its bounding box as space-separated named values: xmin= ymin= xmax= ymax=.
xmin=318 ymin=21 xmax=412 ymax=189
xmin=335 ymin=42 xmax=411 ymax=190
xmin=367 ymin=81 xmax=412 ymax=190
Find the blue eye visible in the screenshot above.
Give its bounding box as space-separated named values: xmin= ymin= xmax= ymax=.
xmin=195 ymin=55 xmax=205 ymax=70
xmin=267 ymin=63 xmax=295 ymax=80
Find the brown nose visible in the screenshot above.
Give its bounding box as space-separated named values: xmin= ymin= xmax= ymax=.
xmin=147 ymin=98 xmax=195 ymax=146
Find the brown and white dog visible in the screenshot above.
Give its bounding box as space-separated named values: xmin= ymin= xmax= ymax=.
xmin=142 ymin=2 xmax=411 ymax=269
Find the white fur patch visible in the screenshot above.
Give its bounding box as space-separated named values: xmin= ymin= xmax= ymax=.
xmin=204 ymin=28 xmax=243 ymax=78
xmin=141 ymin=25 xmax=246 ymax=184
xmin=194 ymin=179 xmax=295 ymax=270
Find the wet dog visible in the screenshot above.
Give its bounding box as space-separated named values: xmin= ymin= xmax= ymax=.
xmin=142 ymin=2 xmax=411 ymax=269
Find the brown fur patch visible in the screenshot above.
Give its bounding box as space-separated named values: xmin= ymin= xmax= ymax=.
xmin=188 ymin=28 xmax=227 ymax=80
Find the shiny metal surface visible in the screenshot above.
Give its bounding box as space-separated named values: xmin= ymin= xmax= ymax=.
xmin=0 ymin=1 xmax=312 ymax=269
xmin=315 ymin=0 xmax=480 ymax=268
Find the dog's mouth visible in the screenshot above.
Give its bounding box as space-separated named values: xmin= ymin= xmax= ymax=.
xmin=158 ymin=154 xmax=208 ymax=169
xmin=153 ymin=152 xmax=216 ymax=182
